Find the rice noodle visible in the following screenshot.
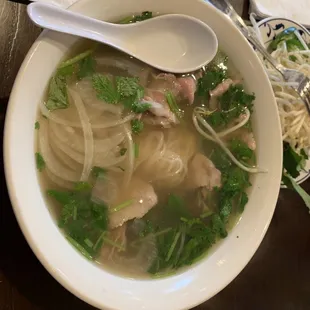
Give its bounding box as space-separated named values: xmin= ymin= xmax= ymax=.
xmin=122 ymin=124 xmax=134 ymax=188
xmin=135 ymin=128 xmax=197 ymax=189
xmin=69 ymin=89 xmax=94 ymax=181
xmin=250 ymin=17 xmax=310 ymax=153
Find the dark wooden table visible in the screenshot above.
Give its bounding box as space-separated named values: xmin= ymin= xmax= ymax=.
xmin=1 ymin=0 xmax=310 ymax=309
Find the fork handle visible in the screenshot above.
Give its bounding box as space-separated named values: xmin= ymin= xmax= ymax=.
xmin=208 ymin=0 xmax=285 ymax=75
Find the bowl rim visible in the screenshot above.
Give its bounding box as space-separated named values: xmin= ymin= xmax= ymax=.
xmin=3 ymin=0 xmax=283 ymax=309
xmin=256 ymin=16 xmax=310 ymax=35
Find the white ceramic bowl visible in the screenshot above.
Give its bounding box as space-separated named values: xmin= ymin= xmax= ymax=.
xmin=4 ymin=0 xmax=283 ymax=309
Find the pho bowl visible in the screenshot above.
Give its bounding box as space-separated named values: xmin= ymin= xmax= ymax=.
xmin=4 ymin=0 xmax=282 ymax=309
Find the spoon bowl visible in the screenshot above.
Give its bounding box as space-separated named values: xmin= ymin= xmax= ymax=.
xmin=27 ymin=2 xmax=218 ymax=73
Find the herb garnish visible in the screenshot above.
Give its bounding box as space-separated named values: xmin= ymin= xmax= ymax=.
xmin=119 ymin=11 xmax=153 ymax=24
xmin=48 ymin=186 xmax=109 ymax=259
xmin=45 ymin=50 xmax=96 ymax=111
xmin=35 ymin=152 xmax=45 ymax=172
xmin=281 ymin=142 xmax=310 ymax=211
xmin=205 ymin=84 xmax=255 ymax=130
xmin=92 ymin=74 xmax=150 ymax=113
xmin=131 ymin=119 xmax=144 ymax=134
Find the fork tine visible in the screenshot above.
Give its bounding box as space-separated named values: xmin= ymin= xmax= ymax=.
xmin=297 ymin=78 xmax=310 ymax=115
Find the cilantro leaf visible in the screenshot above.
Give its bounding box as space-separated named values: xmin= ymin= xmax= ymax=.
xmin=204 ymin=85 xmax=255 ymax=130
xmin=206 ymin=111 xmax=226 ymax=128
xmin=222 ymin=166 xmax=250 ymax=194
xmin=131 ymin=119 xmax=144 ymax=134
xmin=211 ymin=214 xmax=227 ymax=238
xmin=45 ymin=75 xmax=68 ymax=111
xmin=78 ymin=55 xmax=96 ymax=79
xmin=217 ymin=166 xmax=250 ymax=221
xmin=48 ymin=187 xmax=109 ymax=259
xmin=219 ymin=84 xmax=255 ymax=113
xmin=91 ymin=202 xmax=109 ymax=230
xmin=166 ymin=194 xmax=192 ymax=222
xmin=116 ymin=77 xmax=141 ymax=98
xmin=92 ymin=74 xmax=147 ymax=114
xmin=47 ymin=190 xmax=73 ymax=205
xmin=121 ymin=85 xmax=146 ymax=113
xmin=209 ymin=145 xmax=232 ymax=170
xmin=60 ymin=202 xmax=77 ymax=225
xmin=230 ymin=138 xmax=254 ymax=161
xmin=35 ymin=152 xmax=45 ymax=172
xmin=197 ymin=70 xmax=227 ymax=98
xmin=146 ymin=196 xmax=228 ymax=275
xmin=57 ymin=65 xmax=75 ymax=77
xmin=131 ymin=101 xmax=151 ymax=113
xmin=35 ymin=121 xmax=40 ymax=130
xmin=238 ymin=192 xmax=248 ymax=213
xmin=92 ymin=74 xmax=118 ymax=104
xmin=219 ymin=198 xmax=232 ymax=221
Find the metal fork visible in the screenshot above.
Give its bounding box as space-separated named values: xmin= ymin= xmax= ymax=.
xmin=207 ymin=0 xmax=310 ymax=115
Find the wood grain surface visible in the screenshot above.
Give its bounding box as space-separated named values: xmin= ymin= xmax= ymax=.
xmin=1 ymin=0 xmax=310 ymax=309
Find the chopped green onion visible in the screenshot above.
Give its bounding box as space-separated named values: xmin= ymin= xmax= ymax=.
xmin=118 ymin=15 xmax=135 ymax=24
xmin=35 ymin=121 xmax=40 ymax=130
xmin=134 ymin=143 xmax=139 ymax=158
xmin=151 ymin=270 xmax=177 ymax=279
xmin=66 ymin=236 xmax=93 ymax=260
xmin=102 ymin=236 xmax=125 ymax=251
xmin=166 ymin=232 xmax=181 ymax=262
xmin=110 ymin=199 xmax=133 ymax=213
xmin=200 ymin=210 xmax=214 ymax=219
xmin=74 ymin=181 xmax=92 ymax=191
xmin=59 ymin=49 xmax=94 ymax=69
xmin=93 ymin=231 xmax=106 ymax=251
xmin=84 ymin=238 xmax=94 ymax=248
xmin=165 ymin=91 xmax=183 ymax=120
xmin=131 ymin=227 xmax=172 ymax=246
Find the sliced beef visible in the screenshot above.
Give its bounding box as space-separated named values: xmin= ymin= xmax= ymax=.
xmin=109 ymin=177 xmax=158 ymax=229
xmin=185 ymin=153 xmax=221 ymax=190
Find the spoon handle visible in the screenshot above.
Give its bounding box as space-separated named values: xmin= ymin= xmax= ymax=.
xmin=208 ymin=0 xmax=285 ymax=75
xmin=27 ymin=2 xmax=125 ymax=47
